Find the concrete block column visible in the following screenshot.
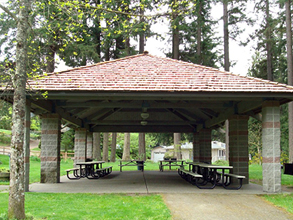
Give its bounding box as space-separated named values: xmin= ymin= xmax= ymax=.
xmin=74 ymin=128 xmax=87 ymax=165
xmin=262 ymin=101 xmax=281 ymax=193
xmin=40 ymin=114 xmax=61 ymax=183
xmin=199 ymin=129 xmax=211 ymax=163
xmin=86 ymin=132 xmax=93 ymax=159
xmin=193 ymin=133 xmax=200 ymax=162
xmin=228 ymin=115 xmax=249 ymax=184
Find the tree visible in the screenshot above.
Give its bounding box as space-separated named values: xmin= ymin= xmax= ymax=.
xmin=122 ymin=133 xmax=131 ymax=160
xmin=138 ymin=133 xmax=146 ymax=160
xmin=102 ymin=132 xmax=109 ymax=161
xmin=0 ymin=0 xmax=30 ymax=218
xmin=284 ymin=0 xmax=293 ymax=163
xmin=93 ymin=132 xmax=102 ymax=160
xmin=110 ymin=133 xmax=117 ymax=162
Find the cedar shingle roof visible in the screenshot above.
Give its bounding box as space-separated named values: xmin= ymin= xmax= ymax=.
xmin=28 ymin=53 xmax=293 ymax=93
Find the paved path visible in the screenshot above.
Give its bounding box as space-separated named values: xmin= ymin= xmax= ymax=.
xmin=163 ymin=194 xmax=293 ymax=220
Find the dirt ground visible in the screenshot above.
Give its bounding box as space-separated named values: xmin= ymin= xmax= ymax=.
xmin=162 ymin=194 xmax=293 ymax=220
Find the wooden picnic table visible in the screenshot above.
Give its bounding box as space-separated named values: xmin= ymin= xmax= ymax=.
xmin=159 ymin=160 xmax=185 ymax=172
xmin=119 ymin=160 xmax=145 ymax=172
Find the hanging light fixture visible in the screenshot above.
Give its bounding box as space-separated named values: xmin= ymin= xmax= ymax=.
xmin=141 ymin=121 xmax=148 ymax=126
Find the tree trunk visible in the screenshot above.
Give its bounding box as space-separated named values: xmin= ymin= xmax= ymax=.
xmin=196 ymin=0 xmax=202 ymax=64
xmin=223 ymin=0 xmax=230 ymax=164
xmin=266 ymin=0 xmax=273 ymax=81
xmin=172 ymin=0 xmax=179 ymax=60
xmin=223 ymin=0 xmax=229 ymax=72
xmin=93 ymin=132 xmax=101 ymax=160
xmin=46 ymin=45 xmax=55 ymax=73
xmin=138 ymin=133 xmax=146 ymax=161
xmin=174 ymin=133 xmax=181 ymax=159
xmin=139 ymin=1 xmax=145 ymax=54
xmin=8 ymin=0 xmax=29 ymax=218
xmin=110 ymin=133 xmax=117 ymax=162
xmin=122 ymin=133 xmax=131 ymax=160
xmin=286 ymin=0 xmax=293 ymax=163
xmin=102 ymin=132 xmax=109 ymax=162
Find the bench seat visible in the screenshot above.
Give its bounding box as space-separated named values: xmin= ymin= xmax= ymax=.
xmin=66 ymin=168 xmax=81 ymax=180
xmin=160 ymin=164 xmax=184 ymax=172
xmin=96 ymin=166 xmax=113 ymax=176
xmin=119 ymin=162 xmax=145 ymax=172
xmin=223 ymin=173 xmax=246 ymax=190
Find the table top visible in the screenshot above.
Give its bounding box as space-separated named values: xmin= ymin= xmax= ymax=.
xmin=199 ymin=164 xmax=233 ymax=169
xmin=159 ymin=160 xmax=184 ymax=162
xmin=186 ymin=162 xmax=233 ymax=169
xmin=76 ymin=161 xmax=105 ymax=165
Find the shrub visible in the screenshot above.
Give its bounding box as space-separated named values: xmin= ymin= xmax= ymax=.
xmin=0 ymin=132 xmax=11 ymax=145
xmin=30 ymin=156 xmax=40 ymax=162
xmin=213 ymin=160 xmax=229 ymax=166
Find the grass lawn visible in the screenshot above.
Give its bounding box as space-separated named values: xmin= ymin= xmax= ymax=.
xmin=0 ymin=193 xmax=172 ymax=220
xmin=262 ymin=194 xmax=293 ymax=214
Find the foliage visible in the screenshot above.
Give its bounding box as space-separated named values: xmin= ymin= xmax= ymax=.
xmin=213 ymin=160 xmax=228 ymax=166
xmin=0 ymin=132 xmax=11 ymax=145
xmin=171 ymin=0 xmax=221 ymax=67
xmin=164 ymin=150 xmax=175 ymax=159
xmin=61 ymin=128 xmax=75 ymax=151
xmin=115 ymin=133 xmax=156 ymax=159
xmin=248 ymin=0 xmax=287 ymax=82
xmin=0 ymin=101 xmax=12 ymax=130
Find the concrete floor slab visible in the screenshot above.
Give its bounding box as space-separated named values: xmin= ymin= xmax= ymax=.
xmin=28 ymin=171 xmax=269 ymax=195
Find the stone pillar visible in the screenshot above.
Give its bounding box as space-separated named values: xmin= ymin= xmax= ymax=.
xmin=24 ymin=102 xmax=30 ymax=191
xmin=193 ymin=133 xmax=200 ymax=162
xmin=262 ymin=101 xmax=281 ymax=193
xmin=86 ymin=132 xmax=93 ymax=159
xmin=40 ymin=114 xmax=61 ymax=183
xmin=199 ymin=129 xmax=211 ymax=163
xmin=74 ymin=128 xmax=87 ymax=165
xmin=229 ymin=115 xmax=249 ymax=184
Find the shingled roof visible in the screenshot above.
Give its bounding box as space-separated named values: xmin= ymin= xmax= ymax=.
xmin=28 ymin=52 xmax=293 ymax=93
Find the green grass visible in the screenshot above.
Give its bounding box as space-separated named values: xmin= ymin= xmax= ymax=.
xmin=0 ymin=155 xmax=74 ymax=185
xmin=262 ymin=194 xmax=293 ymax=214
xmin=249 ymin=164 xmax=293 ymax=187
xmin=0 ymin=193 xmax=171 ymax=220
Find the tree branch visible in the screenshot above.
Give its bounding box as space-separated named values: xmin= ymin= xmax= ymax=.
xmin=0 ymin=3 xmax=18 ymax=22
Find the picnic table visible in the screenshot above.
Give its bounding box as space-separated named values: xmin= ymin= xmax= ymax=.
xmin=66 ymin=161 xmax=112 ymax=180
xmin=182 ymin=162 xmax=245 ymax=189
xmin=159 ymin=160 xmax=185 ymax=172
xmin=119 ymin=160 xmax=145 ymax=172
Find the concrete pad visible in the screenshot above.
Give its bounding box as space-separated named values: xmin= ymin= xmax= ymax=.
xmin=29 ymin=171 xmax=269 ymax=195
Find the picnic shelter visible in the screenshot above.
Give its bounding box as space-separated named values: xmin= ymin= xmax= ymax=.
xmin=2 ymin=51 xmax=293 ymax=193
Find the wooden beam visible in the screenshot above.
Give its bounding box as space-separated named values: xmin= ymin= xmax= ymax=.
xmin=89 ymin=120 xmax=198 ymax=125
xmin=59 ymin=100 xmax=226 ymax=109
xmin=91 ymin=125 xmax=196 ymax=133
